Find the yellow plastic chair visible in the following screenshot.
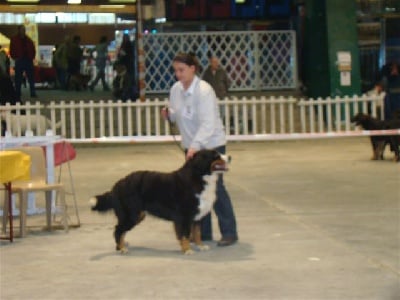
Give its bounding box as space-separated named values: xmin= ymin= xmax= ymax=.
xmin=2 ymin=146 xmax=68 ymax=237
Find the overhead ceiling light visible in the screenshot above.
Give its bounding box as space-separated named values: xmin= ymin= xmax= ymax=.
xmin=6 ymin=0 xmax=40 ymax=3
xmin=68 ymin=0 xmax=81 ymax=4
xmin=108 ymin=0 xmax=136 ymax=3
xmin=100 ymin=5 xmax=126 ymax=8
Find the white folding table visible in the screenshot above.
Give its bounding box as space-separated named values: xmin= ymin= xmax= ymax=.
xmin=0 ymin=135 xmax=63 ymax=215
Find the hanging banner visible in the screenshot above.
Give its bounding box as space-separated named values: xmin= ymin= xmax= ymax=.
xmin=24 ymin=17 xmax=39 ymax=64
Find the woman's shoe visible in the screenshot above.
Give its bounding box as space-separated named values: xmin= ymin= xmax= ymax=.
xmin=217 ymin=237 xmax=237 ymax=247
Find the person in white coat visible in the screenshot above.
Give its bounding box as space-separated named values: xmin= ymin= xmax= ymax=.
xmin=162 ymin=52 xmax=238 ymax=246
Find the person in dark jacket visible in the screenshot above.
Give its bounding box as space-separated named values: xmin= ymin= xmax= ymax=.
xmin=203 ymin=55 xmax=232 ymax=126
xmin=116 ymin=33 xmax=136 ymax=96
xmin=117 ymin=33 xmax=134 ymax=76
xmin=9 ymin=25 xmax=37 ymax=100
xmin=89 ymin=35 xmax=110 ymax=91
xmin=112 ymin=62 xmax=134 ymax=102
xmin=66 ymin=35 xmax=83 ymax=90
xmin=202 ymin=56 xmax=230 ymax=100
xmin=380 ymin=61 xmax=400 ymax=120
xmin=0 ymin=45 xmax=17 ymax=107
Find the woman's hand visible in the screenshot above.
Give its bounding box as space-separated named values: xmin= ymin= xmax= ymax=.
xmin=161 ymin=107 xmax=169 ymax=120
xmin=186 ymin=148 xmax=197 ymax=160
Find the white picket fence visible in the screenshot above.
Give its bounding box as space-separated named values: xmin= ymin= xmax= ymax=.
xmin=0 ymin=94 xmax=385 ymax=143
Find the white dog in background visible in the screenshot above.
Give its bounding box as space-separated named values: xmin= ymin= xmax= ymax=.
xmin=0 ymin=110 xmax=62 ymax=136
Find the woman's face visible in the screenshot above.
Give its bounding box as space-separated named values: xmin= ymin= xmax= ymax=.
xmin=173 ymin=61 xmax=196 ymax=87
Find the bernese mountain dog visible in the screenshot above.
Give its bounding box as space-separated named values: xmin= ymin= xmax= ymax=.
xmin=90 ymin=149 xmax=230 ymax=255
xmin=351 ymin=112 xmax=400 ymax=161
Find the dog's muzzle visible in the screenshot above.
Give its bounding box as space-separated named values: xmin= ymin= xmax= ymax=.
xmin=211 ymin=154 xmax=230 ymax=172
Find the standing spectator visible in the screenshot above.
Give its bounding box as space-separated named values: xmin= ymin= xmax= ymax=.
xmin=9 ymin=25 xmax=37 ymax=100
xmin=203 ymin=55 xmax=231 ymax=125
xmin=53 ymin=35 xmax=70 ymax=90
xmin=202 ymin=55 xmax=230 ymax=100
xmin=66 ymin=35 xmax=83 ymax=90
xmin=0 ymin=45 xmax=18 ymax=107
xmin=0 ymin=45 xmax=10 ymax=77
xmin=117 ymin=33 xmax=134 ymax=76
xmin=161 ymin=52 xmax=238 ymax=247
xmin=380 ymin=61 xmax=400 ymax=120
xmin=117 ymin=33 xmax=137 ymax=98
xmin=112 ymin=62 xmax=134 ymax=101
xmin=89 ymin=35 xmax=110 ymax=91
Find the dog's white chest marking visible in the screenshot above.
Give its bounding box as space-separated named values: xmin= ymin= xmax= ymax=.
xmin=194 ymin=173 xmax=218 ymax=221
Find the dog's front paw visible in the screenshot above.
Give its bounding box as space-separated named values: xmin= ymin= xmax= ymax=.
xmin=120 ymin=247 xmax=128 ymax=254
xmin=183 ymin=248 xmax=195 ymax=255
xmin=197 ymin=244 xmax=210 ymax=251
xmin=116 ymin=242 xmax=129 ymax=254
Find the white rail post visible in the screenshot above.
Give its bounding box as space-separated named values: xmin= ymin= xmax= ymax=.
xmin=278 ymin=96 xmax=285 ymax=133
xmin=79 ymin=100 xmax=85 ymax=139
xmin=89 ymin=100 xmax=95 ymax=138
xmin=107 ymin=100 xmax=114 ymax=137
xmin=233 ymin=96 xmax=239 ymax=135
xmin=60 ymin=101 xmax=66 ymax=138
xmin=270 ymin=96 xmax=276 ymax=134
xmin=117 ymin=100 xmax=123 ymax=136
xmin=145 ymin=99 xmax=151 ymax=136
xmin=69 ymin=101 xmax=76 ymax=139
xmin=298 ymin=98 xmax=305 ymax=133
xmin=251 ymin=96 xmax=257 ymax=134
xmin=154 ymin=98 xmax=161 ymax=136
xmin=242 ymin=97 xmax=248 ymax=134
xmin=288 ymin=96 xmax=295 ymax=133
xmin=127 ymin=100 xmax=133 ymax=137
xmin=317 ymin=97 xmax=324 ymax=133
xmin=326 ymin=97 xmax=333 ymax=132
xmin=344 ymin=95 xmax=351 ymax=131
xmin=99 ymin=100 xmax=105 ymax=137
xmin=136 ymin=104 xmax=142 ymax=136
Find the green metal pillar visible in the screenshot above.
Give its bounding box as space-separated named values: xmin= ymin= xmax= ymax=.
xmin=304 ymin=0 xmax=361 ymax=99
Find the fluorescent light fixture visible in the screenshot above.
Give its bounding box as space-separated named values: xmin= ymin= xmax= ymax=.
xmin=108 ymin=0 xmax=136 ymax=3
xmin=68 ymin=0 xmax=81 ymax=4
xmin=100 ymin=5 xmax=125 ymax=8
xmin=6 ymin=0 xmax=40 ymax=3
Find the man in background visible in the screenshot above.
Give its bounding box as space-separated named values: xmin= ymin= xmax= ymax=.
xmin=202 ymin=55 xmax=230 ymax=100
xmin=10 ymin=25 xmax=37 ymax=101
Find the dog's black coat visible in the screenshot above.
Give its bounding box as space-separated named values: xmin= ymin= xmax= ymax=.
xmin=351 ymin=112 xmax=400 ymax=161
xmin=91 ymin=149 xmax=227 ymax=253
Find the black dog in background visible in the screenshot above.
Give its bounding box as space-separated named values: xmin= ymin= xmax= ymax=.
xmin=351 ymin=112 xmax=400 ymax=161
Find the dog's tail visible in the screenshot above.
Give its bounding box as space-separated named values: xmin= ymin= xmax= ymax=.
xmin=89 ymin=192 xmax=115 ymax=212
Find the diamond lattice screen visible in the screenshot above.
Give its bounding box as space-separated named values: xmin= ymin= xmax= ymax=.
xmin=143 ymin=30 xmax=297 ymax=93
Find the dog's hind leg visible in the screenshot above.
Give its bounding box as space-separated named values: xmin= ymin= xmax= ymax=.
xmin=376 ymin=141 xmax=386 ymax=160
xmin=191 ymin=222 xmax=209 ymax=251
xmin=114 ymin=225 xmax=130 ymax=254
xmin=137 ymin=211 xmax=146 ymax=224
xmin=371 ymin=138 xmax=379 ymax=160
xmin=114 ymin=217 xmax=141 ymax=253
xmin=389 ymin=136 xmax=400 ymax=162
xmin=114 ymin=213 xmax=144 ymax=254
